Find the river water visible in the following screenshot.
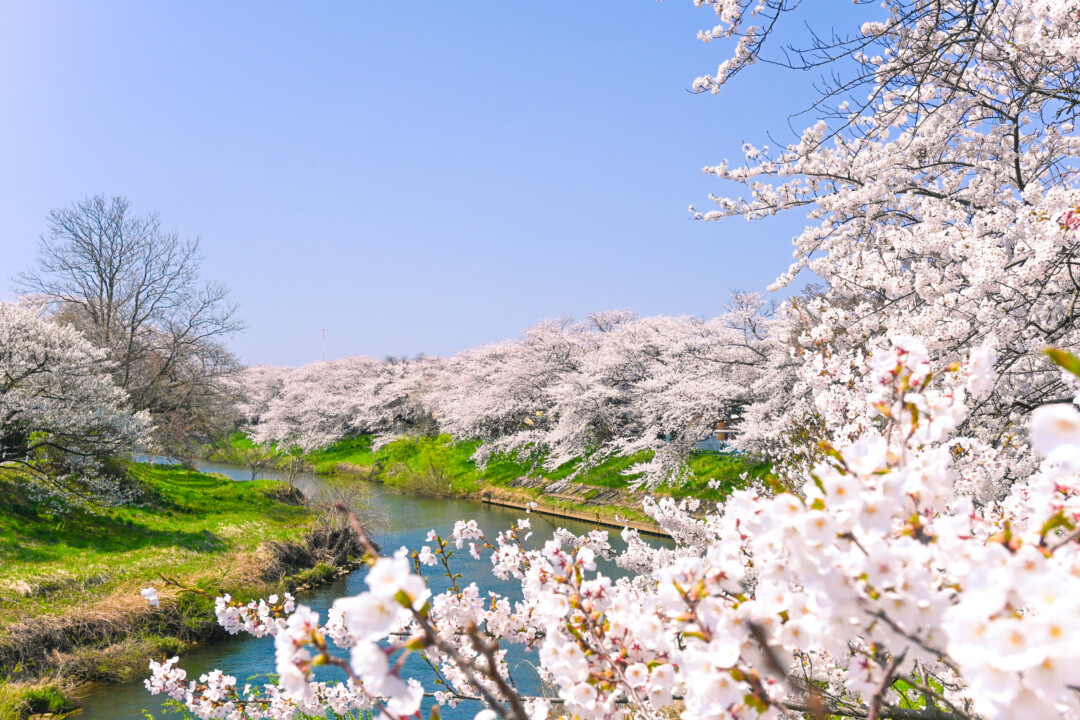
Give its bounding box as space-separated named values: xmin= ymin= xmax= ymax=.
xmin=73 ymin=462 xmax=665 ymax=719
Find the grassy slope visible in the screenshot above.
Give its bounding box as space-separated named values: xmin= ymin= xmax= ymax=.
xmin=0 ymin=462 xmax=313 ymax=626
xmin=0 ymin=463 xmax=325 ymax=717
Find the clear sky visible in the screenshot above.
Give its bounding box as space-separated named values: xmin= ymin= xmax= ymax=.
xmin=0 ymin=2 xmax=856 ymax=367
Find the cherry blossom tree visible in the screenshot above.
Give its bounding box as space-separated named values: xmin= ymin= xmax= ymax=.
xmin=246 ymin=359 xmax=376 ymax=453
xmin=426 ymin=303 xmax=780 ymax=486
xmin=425 ymin=313 xmax=626 ymax=475
xmin=688 ymin=0 xmax=1080 ymax=476
xmin=234 ymin=364 xmax=294 ymax=430
xmin=353 ymin=354 xmax=441 ymax=442
xmin=494 ymin=309 xmax=768 ymax=485
xmin=241 ymin=354 xmax=443 ymax=454
xmin=0 ymin=301 xmax=152 ymax=500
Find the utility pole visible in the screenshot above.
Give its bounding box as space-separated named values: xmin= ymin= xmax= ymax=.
xmin=321 ymin=328 xmax=326 ymax=362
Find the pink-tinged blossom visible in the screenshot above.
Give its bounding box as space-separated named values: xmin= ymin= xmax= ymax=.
xmin=273 ymin=604 xmax=319 ymax=700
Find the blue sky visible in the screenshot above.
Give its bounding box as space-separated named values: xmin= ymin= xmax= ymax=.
xmin=0 ymin=2 xmax=859 ymax=366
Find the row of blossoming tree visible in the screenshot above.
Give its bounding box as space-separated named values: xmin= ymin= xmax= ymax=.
xmin=237 ymin=296 xmax=783 ymax=488
xmin=144 ymin=2 xmax=1080 ymax=719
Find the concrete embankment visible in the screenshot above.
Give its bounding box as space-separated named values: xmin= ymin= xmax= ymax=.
xmin=479 ymin=493 xmax=670 ymax=538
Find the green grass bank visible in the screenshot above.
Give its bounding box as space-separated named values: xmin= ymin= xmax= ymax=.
xmin=0 ymin=462 xmax=352 ymax=719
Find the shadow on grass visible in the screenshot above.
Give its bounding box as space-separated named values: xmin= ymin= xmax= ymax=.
xmin=0 ymin=515 xmax=224 ymax=560
xmin=0 ymin=472 xmax=240 ymax=567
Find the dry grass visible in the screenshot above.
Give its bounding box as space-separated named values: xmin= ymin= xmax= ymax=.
xmin=54 ymin=634 xmax=186 ymax=684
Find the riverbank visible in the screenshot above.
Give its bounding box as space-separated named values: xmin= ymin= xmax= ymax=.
xmin=206 ymin=432 xmax=773 ymax=530
xmin=0 ymin=462 xmax=358 ymax=719
xmin=69 ymin=475 xmax=676 ymax=720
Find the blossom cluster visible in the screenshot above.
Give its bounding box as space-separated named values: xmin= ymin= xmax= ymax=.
xmin=146 ymin=341 xmax=1080 ymax=720
xmin=215 ymin=593 xmax=296 ymax=637
xmin=685 ymin=0 xmax=1080 ymax=478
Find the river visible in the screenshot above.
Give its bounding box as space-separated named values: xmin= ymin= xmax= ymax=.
xmin=73 ymin=461 xmax=667 ymax=719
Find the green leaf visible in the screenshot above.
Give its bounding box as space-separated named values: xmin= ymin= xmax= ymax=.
xmin=1041 ymin=510 xmax=1076 ymax=539
xmin=743 ymin=694 xmax=768 ymax=713
xmin=1045 ymin=349 xmax=1080 ymax=378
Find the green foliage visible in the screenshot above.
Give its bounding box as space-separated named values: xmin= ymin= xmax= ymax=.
xmin=475 ymin=445 xmax=545 ymax=484
xmin=291 ymin=562 xmax=337 ymax=587
xmin=377 ymin=435 xmax=488 ymax=496
xmin=0 ymin=681 xmax=75 ymax=719
xmin=208 ymin=429 xmax=768 ymax=523
xmin=1046 ymin=348 xmax=1080 ymax=379
xmin=554 ymin=451 xmax=652 ymax=488
xmin=226 ymin=431 xmax=259 ymax=452
xmin=174 ymin=590 xmax=219 ymax=636
xmin=305 ymin=436 xmax=377 ymax=474
xmin=890 ymin=671 xmax=945 ymax=712
xmin=674 ymin=452 xmax=775 ymax=501
xmin=202 ymin=431 xmax=262 ymax=464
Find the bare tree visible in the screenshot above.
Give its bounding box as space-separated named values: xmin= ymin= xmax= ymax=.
xmin=15 ymin=195 xmax=245 ymax=456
